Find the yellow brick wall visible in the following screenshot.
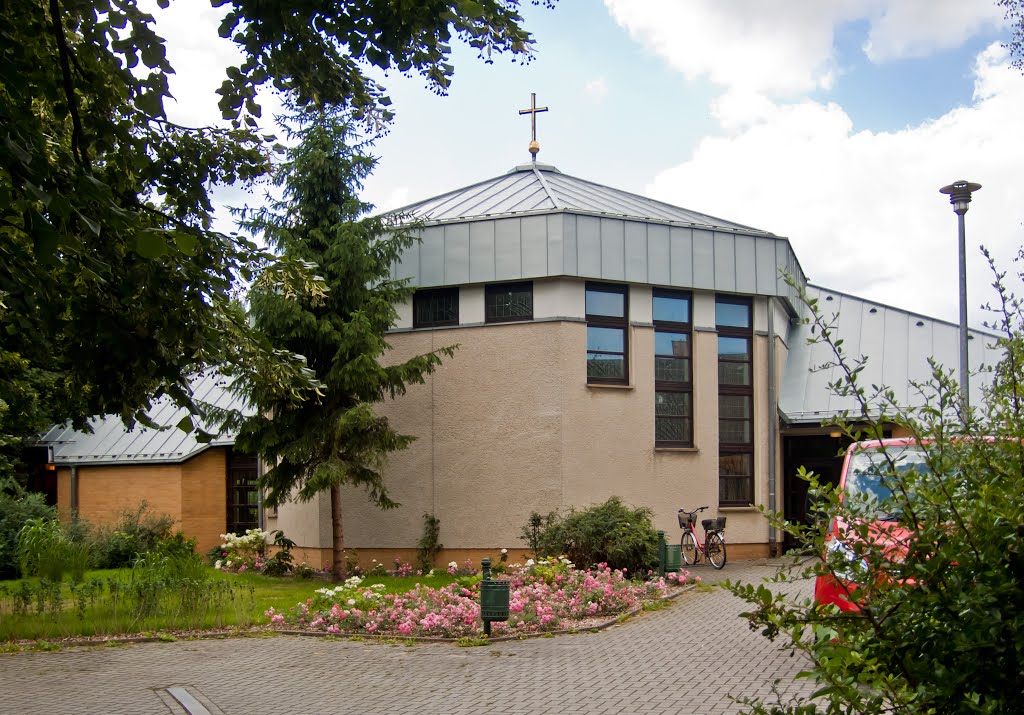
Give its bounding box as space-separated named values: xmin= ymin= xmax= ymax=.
xmin=180 ymin=449 xmax=228 ymax=554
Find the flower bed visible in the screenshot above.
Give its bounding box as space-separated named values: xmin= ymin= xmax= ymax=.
xmin=266 ymin=559 xmax=697 ymax=639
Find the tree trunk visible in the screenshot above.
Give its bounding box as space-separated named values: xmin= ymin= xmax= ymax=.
xmin=330 ymin=484 xmax=346 ymax=581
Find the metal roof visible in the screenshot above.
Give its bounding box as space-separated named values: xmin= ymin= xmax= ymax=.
xmin=38 ymin=372 xmax=251 ymax=465
xmin=779 ymin=285 xmax=1003 ymax=423
xmin=389 ymin=164 xmax=775 ymax=235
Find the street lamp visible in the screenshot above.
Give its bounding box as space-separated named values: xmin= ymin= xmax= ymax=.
xmin=939 ymin=179 xmax=982 ymax=412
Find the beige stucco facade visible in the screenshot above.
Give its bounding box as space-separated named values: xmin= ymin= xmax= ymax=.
xmin=271 ymin=279 xmax=790 ymax=563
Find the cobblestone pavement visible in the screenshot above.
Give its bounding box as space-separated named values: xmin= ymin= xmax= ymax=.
xmin=1 ymin=559 xmax=816 ymax=715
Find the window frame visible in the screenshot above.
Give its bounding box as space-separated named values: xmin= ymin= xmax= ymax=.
xmin=413 ymin=287 xmax=459 ymax=329
xmin=485 ymin=281 xmax=534 ymax=324
xmin=716 ymin=295 xmax=754 ymax=506
xmin=653 ymin=288 xmax=693 ymax=447
xmin=585 ymin=282 xmax=629 ymax=385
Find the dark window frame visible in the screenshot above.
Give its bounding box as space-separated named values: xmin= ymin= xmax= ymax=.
xmin=716 ymin=296 xmax=754 ymax=506
xmin=585 ymin=282 xmax=629 ymax=385
xmin=413 ymin=287 xmax=459 ymax=329
xmin=653 ymin=288 xmax=693 ymax=447
xmin=226 ymin=450 xmax=260 ymax=536
xmin=485 ymin=281 xmax=534 ymax=323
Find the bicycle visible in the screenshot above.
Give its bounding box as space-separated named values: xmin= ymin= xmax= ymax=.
xmin=677 ymin=506 xmax=727 ymax=569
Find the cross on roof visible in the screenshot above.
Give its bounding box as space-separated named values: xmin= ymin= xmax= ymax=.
xmin=519 ymin=92 xmax=548 ymax=162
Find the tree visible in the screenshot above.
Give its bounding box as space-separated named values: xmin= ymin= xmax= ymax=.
xmin=233 ymin=107 xmax=455 ymax=578
xmin=0 ymin=0 xmax=552 ymax=479
xmin=728 ymin=260 xmax=1024 ymax=714
xmin=999 ymin=0 xmax=1024 ymax=71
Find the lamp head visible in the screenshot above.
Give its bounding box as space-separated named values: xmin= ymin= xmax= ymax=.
xmin=940 ymin=180 xmax=982 ymax=215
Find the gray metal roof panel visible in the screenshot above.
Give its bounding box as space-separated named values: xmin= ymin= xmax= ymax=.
xmin=779 ymin=285 xmax=1002 ymax=422
xmin=39 ymin=372 xmax=251 ymax=465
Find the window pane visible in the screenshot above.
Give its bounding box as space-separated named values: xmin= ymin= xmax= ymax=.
xmin=587 ymin=354 xmax=625 ymax=379
xmin=719 ymin=362 xmax=751 ymax=386
xmin=653 ymin=293 xmax=690 ymax=323
xmin=655 ymin=356 xmax=689 ymax=382
xmin=414 ymin=288 xmax=458 ymax=327
xmin=656 ymin=417 xmax=692 ymax=443
xmin=486 ymin=283 xmax=533 ymax=322
xmin=720 ymin=452 xmax=753 ymax=477
xmin=720 ymin=394 xmax=752 ymax=419
xmin=718 ymin=336 xmax=750 ymax=360
xmin=586 ymin=287 xmax=625 ymax=317
xmin=655 ymin=391 xmax=691 ymax=417
xmin=587 ymin=326 xmax=624 ymax=352
xmin=655 ymin=332 xmax=689 ymax=357
xmin=716 ymin=300 xmax=751 ymax=328
xmin=719 ymin=419 xmax=752 ymax=444
xmin=720 ymin=475 xmax=753 ymax=504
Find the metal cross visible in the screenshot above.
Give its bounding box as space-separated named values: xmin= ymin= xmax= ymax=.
xmin=519 ymin=92 xmax=548 ymax=161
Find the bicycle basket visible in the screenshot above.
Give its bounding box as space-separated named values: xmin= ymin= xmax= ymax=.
xmin=677 ymin=512 xmax=692 ymax=528
xmin=702 ymin=516 xmax=727 ymax=532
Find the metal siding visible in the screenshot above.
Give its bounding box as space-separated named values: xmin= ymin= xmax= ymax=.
xmin=469 ymin=221 xmax=496 ymax=283
xmin=882 ymin=309 xmax=911 ymax=405
xmin=600 ymin=218 xmax=625 ymax=281
xmin=647 ymin=224 xmax=670 ymax=285
xmin=754 ymin=238 xmax=776 ymax=294
xmin=907 ymin=318 xmax=935 ymax=387
xmin=521 ymin=214 xmax=548 ymax=277
xmin=624 ymin=221 xmax=648 ymax=283
xmin=419 ymin=226 xmax=445 ymax=286
xmin=692 ymin=229 xmax=715 ymax=290
xmin=396 ymin=235 xmax=419 ymax=284
xmin=494 ymin=218 xmax=522 ymax=281
xmin=444 ymin=223 xmax=470 ymax=284
xmin=576 ymin=215 xmax=602 ymax=277
xmin=563 ymin=214 xmax=578 ymax=275
xmin=669 ymin=227 xmax=693 ymax=287
xmin=735 ymin=235 xmax=757 ymax=294
xmin=714 ymin=232 xmax=736 ymax=292
xmin=547 ymin=213 xmax=564 ymax=275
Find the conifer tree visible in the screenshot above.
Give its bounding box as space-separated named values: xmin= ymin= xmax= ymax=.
xmin=235 ymin=106 xmax=454 ymax=577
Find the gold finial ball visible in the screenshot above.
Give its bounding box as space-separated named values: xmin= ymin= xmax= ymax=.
xmin=529 ymin=139 xmax=540 ymax=156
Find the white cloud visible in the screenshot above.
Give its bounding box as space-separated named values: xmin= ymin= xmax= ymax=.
xmin=585 ymin=77 xmax=609 ymax=100
xmin=603 ymin=0 xmax=1006 ymax=96
xmin=647 ymin=44 xmax=1024 ymax=327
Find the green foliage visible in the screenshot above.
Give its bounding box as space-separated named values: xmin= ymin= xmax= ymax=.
xmin=525 ymin=497 xmax=659 ymax=574
xmin=0 ymin=482 xmax=54 ymax=580
xmin=17 ymin=518 xmax=69 ymax=581
xmin=417 ymin=513 xmax=443 ymax=573
xmin=90 ymin=503 xmax=175 ymax=570
xmin=999 ymin=0 xmax=1024 ymax=72
xmin=1 ymin=0 xmax=550 ymax=483
xmin=729 ymin=264 xmax=1024 ymax=714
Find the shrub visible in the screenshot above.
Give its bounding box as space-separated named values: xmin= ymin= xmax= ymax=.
xmin=90 ymin=502 xmax=175 ymax=569
xmin=524 ymin=496 xmax=658 ymax=574
xmin=416 ymin=513 xmax=442 ymax=573
xmin=0 ymin=484 xmax=53 ymax=580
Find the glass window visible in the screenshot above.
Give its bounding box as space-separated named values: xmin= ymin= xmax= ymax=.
xmin=654 ymin=289 xmax=693 ymax=447
xmin=717 ymin=295 xmax=753 ymax=505
xmin=586 ymin=283 xmax=628 ymax=385
xmin=485 ymin=282 xmax=533 ymax=323
xmin=413 ymin=287 xmax=459 ymax=328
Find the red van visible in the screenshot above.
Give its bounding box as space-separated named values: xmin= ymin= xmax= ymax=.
xmin=813 ymin=438 xmax=925 ymax=612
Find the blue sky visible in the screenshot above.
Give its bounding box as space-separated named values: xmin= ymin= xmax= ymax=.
xmin=157 ymin=0 xmax=1022 ymax=330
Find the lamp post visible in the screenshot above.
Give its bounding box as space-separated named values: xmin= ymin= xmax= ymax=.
xmin=939 ymin=180 xmax=982 ymax=411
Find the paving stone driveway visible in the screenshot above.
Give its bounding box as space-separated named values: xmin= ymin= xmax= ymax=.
xmin=1 ymin=559 xmax=816 ymax=714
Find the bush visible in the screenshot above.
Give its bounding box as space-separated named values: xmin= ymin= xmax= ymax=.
xmin=523 ymin=496 xmax=658 ymax=574
xmin=0 ymin=484 xmax=54 ymax=580
xmin=90 ymin=502 xmax=175 ymax=569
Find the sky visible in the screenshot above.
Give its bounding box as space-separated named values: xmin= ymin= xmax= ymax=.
xmin=153 ymin=0 xmax=1022 ymax=330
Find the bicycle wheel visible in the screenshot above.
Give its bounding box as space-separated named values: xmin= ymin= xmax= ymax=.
xmin=681 ymin=530 xmax=698 ymax=565
xmin=707 ymin=532 xmax=727 ymax=569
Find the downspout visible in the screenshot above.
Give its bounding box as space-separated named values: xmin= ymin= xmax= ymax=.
xmin=766 ymin=298 xmax=778 ymax=557
xmin=69 ymin=465 xmax=79 ymax=516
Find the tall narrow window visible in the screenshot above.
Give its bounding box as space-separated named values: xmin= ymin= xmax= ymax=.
xmin=585 ymin=282 xmax=628 ymax=384
xmin=653 ymin=289 xmax=692 ymax=446
xmin=717 ymin=296 xmax=754 ymax=505
xmin=226 ymin=450 xmax=259 ymax=536
xmin=485 ymin=281 xmax=533 ymax=323
xmin=413 ymin=287 xmax=459 ymax=328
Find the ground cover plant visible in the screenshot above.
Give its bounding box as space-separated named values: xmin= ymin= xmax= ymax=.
xmin=266 ymin=557 xmax=694 ymax=639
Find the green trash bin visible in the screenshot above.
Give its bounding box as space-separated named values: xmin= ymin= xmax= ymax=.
xmin=664 ymin=544 xmax=682 ymax=573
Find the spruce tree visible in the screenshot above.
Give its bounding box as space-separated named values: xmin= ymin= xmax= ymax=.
xmin=236 ymin=107 xmax=454 ymax=577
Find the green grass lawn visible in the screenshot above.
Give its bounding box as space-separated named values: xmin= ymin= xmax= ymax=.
xmin=0 ymin=568 xmax=459 ymax=643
